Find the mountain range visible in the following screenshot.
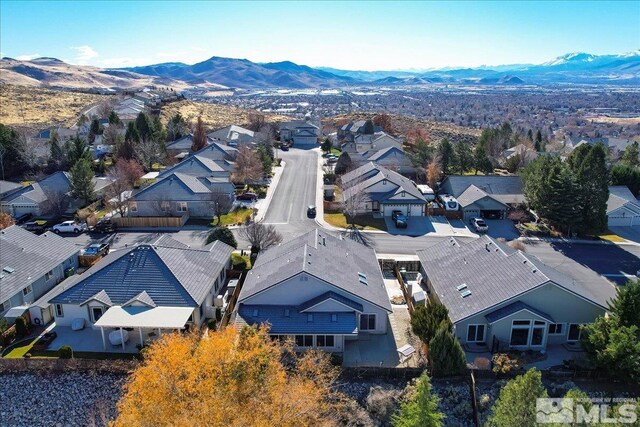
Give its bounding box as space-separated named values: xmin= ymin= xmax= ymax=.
xmin=1 ymin=51 xmax=639 ymax=90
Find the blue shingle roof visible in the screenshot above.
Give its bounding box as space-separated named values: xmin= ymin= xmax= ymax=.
xmin=51 ymin=246 xmax=197 ymax=307
xmin=237 ymin=305 xmax=358 ymax=335
xmin=485 ymin=301 xmax=554 ymax=324
xmin=298 ymin=291 xmax=363 ymax=312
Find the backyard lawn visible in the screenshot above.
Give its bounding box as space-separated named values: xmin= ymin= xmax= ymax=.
xmin=212 ymin=208 xmax=254 ymax=226
xmin=324 ymin=213 xmax=387 ymax=231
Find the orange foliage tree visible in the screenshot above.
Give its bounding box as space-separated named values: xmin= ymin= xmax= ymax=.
xmin=427 ymin=159 xmax=441 ymax=190
xmin=113 ymin=326 xmax=343 ymax=427
xmin=406 ymin=127 xmax=430 ymax=145
xmin=373 ymin=113 xmax=394 ymax=135
xmin=0 ymin=212 xmax=14 ymax=230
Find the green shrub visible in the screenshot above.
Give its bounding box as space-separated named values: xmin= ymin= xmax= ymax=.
xmin=58 ymin=345 xmax=73 ymax=359
xmin=207 ymin=319 xmax=217 ymax=331
xmin=206 ymin=227 xmax=238 ymax=248
xmin=14 ymin=316 xmax=27 ymax=338
xmin=231 ymin=254 xmax=247 ymax=271
xmin=215 ymin=307 xmax=222 ymax=322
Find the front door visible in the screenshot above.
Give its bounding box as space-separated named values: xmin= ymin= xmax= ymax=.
xmin=91 ymin=307 xmax=104 ymax=323
xmin=509 ymin=319 xmax=547 ymax=349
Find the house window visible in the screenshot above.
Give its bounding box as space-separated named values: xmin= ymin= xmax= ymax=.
xmin=382 ymin=179 xmax=387 ymax=185
xmin=55 ymin=304 xmax=64 ymax=317
xmin=90 ymin=307 xmax=104 ymax=323
xmin=161 ymin=201 xmax=171 ymax=212
xmin=360 ymin=314 xmax=376 ymax=331
xmin=548 ymin=323 xmax=564 ymax=335
xmin=568 ymin=324 xmax=583 ymax=342
xmin=467 ymin=324 xmax=485 ymax=342
xmin=307 ymin=314 xmax=313 ymax=322
xmin=510 ymin=320 xmax=531 ymax=346
xmin=177 ymin=202 xmax=188 ymax=212
xmin=401 ymin=191 xmax=406 ymax=197
xmin=22 ymin=285 xmax=33 ymax=296
xmin=45 ymin=270 xmax=54 ymax=281
xmin=129 ymin=202 xmax=137 ymax=212
xmin=316 ymin=335 xmax=335 ymax=347
xmin=372 ymin=201 xmax=380 ymax=211
xmin=295 ymin=335 xmax=313 ymax=347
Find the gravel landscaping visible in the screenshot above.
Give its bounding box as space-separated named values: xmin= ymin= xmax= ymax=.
xmin=0 ymin=372 xmax=127 ymax=427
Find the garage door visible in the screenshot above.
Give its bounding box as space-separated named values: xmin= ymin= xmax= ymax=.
xmin=12 ymin=205 xmax=38 ymax=217
xmin=463 ymin=209 xmax=479 ymax=220
xmin=609 ymin=216 xmax=634 ymax=227
xmin=383 ymin=205 xmax=408 ymax=217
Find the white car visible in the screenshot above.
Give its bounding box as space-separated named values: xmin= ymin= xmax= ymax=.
xmin=52 ymin=220 xmax=87 ymax=234
xmin=470 ymin=218 xmax=489 ymax=233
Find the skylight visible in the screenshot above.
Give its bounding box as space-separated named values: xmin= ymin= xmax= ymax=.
xmin=358 ymin=272 xmax=368 ymax=285
xmin=3 ymin=266 xmax=15 ymax=274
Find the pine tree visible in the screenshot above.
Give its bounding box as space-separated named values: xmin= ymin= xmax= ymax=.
xmin=429 ymin=325 xmax=467 ymax=376
xmin=392 ymin=373 xmax=445 ymax=427
xmin=545 ymin=164 xmax=581 ymax=235
xmin=108 ymin=111 xmax=121 ymax=126
xmin=67 ymin=136 xmax=91 ymax=166
xmin=410 ymin=302 xmax=451 ymax=345
xmin=437 ymin=139 xmax=453 ymax=174
xmin=70 ymin=159 xmax=95 ymax=202
xmin=473 ymin=145 xmax=493 ymax=175
xmin=49 ymin=130 xmax=65 ymax=170
xmin=125 ymin=121 xmax=140 ymax=144
xmin=453 ymin=141 xmax=473 ymax=174
xmin=486 ymin=369 xmax=548 ymax=427
xmin=622 ymin=141 xmax=640 ymax=167
xmin=568 ymin=143 xmax=609 ymax=233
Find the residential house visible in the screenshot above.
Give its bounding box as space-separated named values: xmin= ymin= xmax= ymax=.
xmin=356 ymin=147 xmax=414 ymax=175
xmin=0 ymin=180 xmax=22 ymax=200
xmin=280 ymin=119 xmax=319 ymax=146
xmin=607 ymin=185 xmax=640 ymax=227
xmin=166 ymin=134 xmax=215 ymax=159
xmin=208 ymin=125 xmax=255 ymax=147
xmin=48 ymin=235 xmax=233 ymax=350
xmin=417 ymin=235 xmax=613 ymax=351
xmin=341 ymin=162 xmax=426 ymax=217
xmin=157 ymin=155 xmax=233 ymax=180
xmin=439 ymin=175 xmax=525 ymax=220
xmin=236 ymin=229 xmax=392 ymax=353
xmin=501 ymin=144 xmax=539 ymax=166
xmin=0 ymin=225 xmax=79 ymax=322
xmin=190 ymin=141 xmax=238 ymax=162
xmin=342 ymin=132 xmax=403 ymax=154
xmin=1 ymin=171 xmax=115 ymax=217
xmin=338 ymin=120 xmax=382 ymax=142
xmin=128 ymin=172 xmax=234 ymax=219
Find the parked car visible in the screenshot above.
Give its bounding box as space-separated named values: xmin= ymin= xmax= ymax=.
xmin=326 ymin=155 xmax=338 ymax=164
xmin=83 ymin=243 xmax=110 ymax=257
xmin=23 ymin=219 xmax=51 ymax=235
xmin=52 ymin=221 xmax=88 ymax=234
xmin=14 ymin=213 xmax=33 ymax=225
xmin=237 ymin=192 xmax=258 ymax=202
xmin=92 ymin=218 xmax=117 ymax=233
xmin=307 ymin=205 xmax=316 ymax=218
xmin=395 ymin=213 xmax=408 ymax=228
xmin=280 ymin=144 xmax=289 ymax=151
xmin=391 ymin=210 xmax=403 ymax=221
xmin=470 ymin=218 xmax=489 ymax=233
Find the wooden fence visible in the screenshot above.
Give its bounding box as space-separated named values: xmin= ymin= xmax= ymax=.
xmin=427 ymin=207 xmax=463 ymax=219
xmin=394 ymin=264 xmax=415 ymax=314
xmin=220 ymin=271 xmax=247 ymax=328
xmin=114 ymin=213 xmax=188 ymax=228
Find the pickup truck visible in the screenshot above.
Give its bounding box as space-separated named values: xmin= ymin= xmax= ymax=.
xmin=52 ymin=221 xmax=88 ymax=234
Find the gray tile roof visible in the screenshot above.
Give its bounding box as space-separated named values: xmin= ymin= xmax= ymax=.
xmin=0 ymin=180 xmax=22 ymax=198
xmin=485 ymin=301 xmax=554 ymax=323
xmin=441 ymin=175 xmax=525 ymax=205
xmin=239 ymin=229 xmax=392 ymax=312
xmin=158 ymin=155 xmax=230 ymax=178
xmin=0 ymin=226 xmax=79 ymax=303
xmin=51 ymin=238 xmax=233 ymax=307
xmin=2 ymin=172 xmax=71 ymax=204
xmin=607 ymin=186 xmax=640 ymax=214
xmin=341 ymin=162 xmax=426 ymax=205
xmin=456 ymin=185 xmax=509 ymax=209
xmin=367 ymin=146 xmax=405 ymax=161
xmin=416 ymin=235 xmax=612 ymax=323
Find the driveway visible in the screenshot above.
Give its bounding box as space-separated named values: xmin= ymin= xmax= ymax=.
xmin=610 ymin=226 xmax=640 ymax=244
xmin=384 ymin=216 xmax=435 ymax=236
xmin=485 ymin=219 xmax=520 ymax=240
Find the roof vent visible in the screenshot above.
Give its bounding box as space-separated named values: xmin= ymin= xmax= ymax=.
xmin=358 ymin=272 xmax=368 ymax=285
xmin=2 ymin=266 xmax=15 ymax=274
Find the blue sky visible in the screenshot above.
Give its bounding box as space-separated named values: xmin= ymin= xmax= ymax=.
xmin=1 ymin=1 xmax=638 ymax=70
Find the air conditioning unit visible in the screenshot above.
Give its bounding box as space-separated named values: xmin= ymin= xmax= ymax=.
xmin=214 ymin=295 xmax=224 ymax=308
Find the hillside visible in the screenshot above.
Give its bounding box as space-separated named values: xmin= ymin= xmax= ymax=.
xmin=0 ymin=84 xmax=109 ymax=127
xmin=323 ymin=113 xmax=480 ymax=145
xmin=159 ymin=100 xmax=290 ymax=129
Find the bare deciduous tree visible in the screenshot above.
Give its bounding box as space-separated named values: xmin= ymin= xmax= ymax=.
xmin=239 ymin=223 xmax=283 ymax=252
xmin=17 ymin=132 xmax=45 ymax=170
xmin=40 ymin=190 xmax=70 ymax=218
xmin=102 ymin=123 xmax=124 ymax=146
xmin=209 ymin=191 xmax=234 ymax=225
xmin=105 ymin=160 xmax=143 ymax=217
xmin=97 ymin=99 xmax=117 ymax=118
xmin=247 ymin=113 xmax=266 ymax=132
xmin=151 ymin=196 xmax=172 ymax=217
xmin=233 ymin=146 xmax=263 ymax=184
xmin=191 ymin=116 xmax=207 ymax=151
xmin=135 ymin=139 xmax=166 ymax=170
xmin=340 ymin=177 xmax=371 ymax=226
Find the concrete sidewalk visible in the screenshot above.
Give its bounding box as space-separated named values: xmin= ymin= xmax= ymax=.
xmin=254 ymin=161 xmax=286 ymax=223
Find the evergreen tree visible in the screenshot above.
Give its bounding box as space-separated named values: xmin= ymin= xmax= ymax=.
xmin=437 ymin=139 xmax=453 ymax=174
xmin=453 ymin=141 xmax=473 ymax=174
xmin=362 ymin=119 xmax=375 ymax=135
xmin=167 ymin=113 xmax=189 ymax=141
xmin=90 ymin=118 xmax=102 ymax=135
xmin=611 ymin=164 xmax=640 ymax=197
xmin=392 ymin=373 xmax=445 ymax=427
xmin=544 ymin=164 xmax=581 ymax=235
xmin=429 ymin=325 xmax=467 ymax=376
xmin=70 ymin=159 xmax=95 ymax=202
xmin=410 ymin=301 xmax=451 ymax=345
xmin=473 ymin=145 xmax=493 ymax=175
xmin=608 ymin=279 xmax=640 ymax=328
xmin=622 ymin=141 xmax=640 ymax=167
xmin=49 ymin=130 xmax=66 ymax=170
xmin=321 ymin=137 xmax=333 ymax=153
xmin=108 ymin=111 xmax=121 ymax=126
xmin=408 ymin=139 xmax=434 ymax=171
xmin=67 ymin=136 xmax=91 ymax=166
xmin=334 ymin=152 xmax=352 ymax=175
xmin=206 ymin=227 xmax=238 ymax=248
xmin=256 ymin=144 xmax=273 ymax=176
xmin=535 ymin=129 xmax=543 ymax=151
xmin=125 ymin=121 xmax=140 ymax=144
xmin=486 ymin=369 xmax=548 ymax=427
xmin=567 ymin=143 xmax=609 ymax=233
xmin=135 ymin=112 xmax=153 ymax=142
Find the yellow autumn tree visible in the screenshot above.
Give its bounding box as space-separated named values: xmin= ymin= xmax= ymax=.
xmin=112 ymin=326 xmax=343 ymax=427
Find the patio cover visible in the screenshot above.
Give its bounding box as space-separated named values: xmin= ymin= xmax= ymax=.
xmin=3 ymin=305 xmax=29 ymax=319
xmin=93 ymin=306 xmax=194 ymax=329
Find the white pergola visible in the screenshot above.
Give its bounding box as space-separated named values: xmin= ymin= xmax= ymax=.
xmin=94 ymin=306 xmax=194 ymax=350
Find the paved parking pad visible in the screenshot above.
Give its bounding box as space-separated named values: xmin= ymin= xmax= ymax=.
xmin=384 ymin=216 xmax=435 ymax=236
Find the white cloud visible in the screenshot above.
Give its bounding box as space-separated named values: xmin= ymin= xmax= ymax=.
xmin=16 ymin=53 xmax=41 ymax=61
xmin=70 ymin=45 xmax=98 ymax=64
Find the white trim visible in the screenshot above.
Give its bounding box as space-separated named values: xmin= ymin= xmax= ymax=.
xmin=299 ymin=298 xmax=363 ymax=313
xmin=548 ymin=322 xmax=565 ymax=335
xmin=487 ymin=307 xmax=554 ymax=325
xmin=567 ymin=323 xmax=583 ymax=342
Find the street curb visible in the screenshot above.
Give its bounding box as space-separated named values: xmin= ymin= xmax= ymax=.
xmin=517 ymin=235 xmax=640 ymax=247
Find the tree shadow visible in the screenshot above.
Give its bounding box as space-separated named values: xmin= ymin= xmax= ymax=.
xmin=341 ymin=226 xmax=375 ymax=248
